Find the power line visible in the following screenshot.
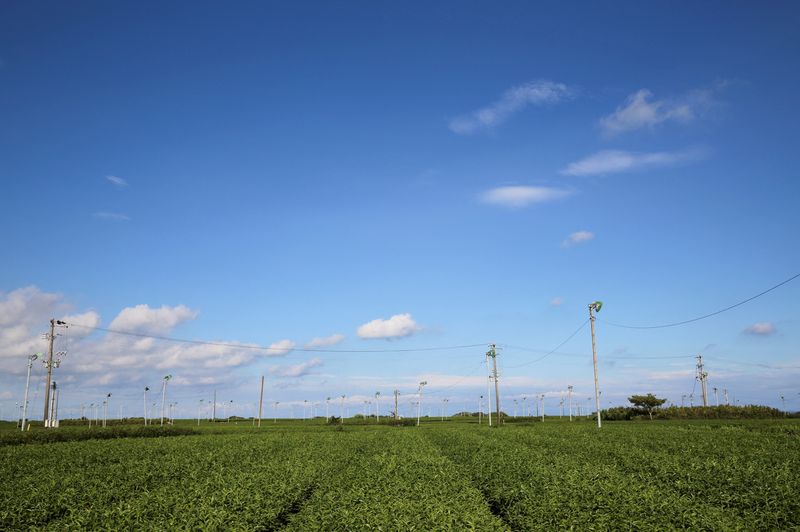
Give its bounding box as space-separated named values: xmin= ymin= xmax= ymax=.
xmin=600 ymin=271 xmax=800 ymax=330
xmin=64 ymin=322 xmax=486 ymax=353
xmin=504 ymin=319 xmax=589 ymax=369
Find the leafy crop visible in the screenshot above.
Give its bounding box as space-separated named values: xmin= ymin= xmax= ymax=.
xmin=0 ymin=419 xmax=797 ymax=530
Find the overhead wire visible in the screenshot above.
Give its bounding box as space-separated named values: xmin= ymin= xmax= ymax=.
xmin=600 ymin=271 xmax=800 ymax=330
xmin=503 ymin=319 xmax=589 ymax=369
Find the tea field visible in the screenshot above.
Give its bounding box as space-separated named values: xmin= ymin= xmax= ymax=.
xmin=1 ymin=419 xmax=798 ymax=530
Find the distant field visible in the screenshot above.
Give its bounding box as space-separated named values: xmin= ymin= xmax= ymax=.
xmin=1 ymin=418 xmax=798 ymax=530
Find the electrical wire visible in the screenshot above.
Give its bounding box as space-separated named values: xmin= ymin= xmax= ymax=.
xmin=64 ymin=322 xmax=487 ymax=354
xmin=503 ymin=319 xmax=590 ymax=369
xmin=600 ymin=271 xmax=800 ymax=330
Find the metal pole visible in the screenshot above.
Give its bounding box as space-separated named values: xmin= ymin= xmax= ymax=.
xmin=21 ymin=353 xmax=38 ymax=431
xmin=417 ymin=382 xmax=427 ymax=426
xmin=213 ymin=389 xmax=217 ymax=422
xmin=568 ymin=385 xmax=573 ymax=421
xmin=486 ymin=351 xmax=493 ymax=426
xmin=589 ymin=303 xmax=602 ymax=428
xmin=43 ymin=319 xmax=56 ymax=427
xmin=489 ymin=345 xmax=501 ymax=425
xmin=258 ymin=376 xmax=265 ymax=428
xmin=144 ymin=387 xmax=149 ymax=426
xmin=49 ymin=382 xmax=57 ymax=428
xmin=53 ymin=387 xmax=60 ymax=428
xmin=394 ymin=389 xmax=399 ymax=420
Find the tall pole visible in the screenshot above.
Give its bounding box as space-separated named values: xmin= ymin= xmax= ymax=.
xmin=258 ymin=376 xmax=265 ymax=428
xmin=724 ymin=388 xmax=729 ymax=406
xmin=417 ymin=381 xmax=427 ymax=426
xmin=212 ymin=389 xmax=217 ymax=422
xmin=696 ymin=355 xmax=709 ymax=407
xmin=540 ymin=394 xmax=545 ymax=422
xmin=394 ymin=389 xmax=399 ymax=420
xmin=53 ymin=386 xmax=60 ymax=428
xmin=49 ymin=382 xmax=57 ymax=427
xmin=43 ymin=319 xmax=56 ymax=427
xmin=340 ymin=395 xmax=345 ymax=424
xmin=568 ymin=385 xmax=573 ymax=421
xmin=589 ymin=302 xmax=602 ymax=428
xmin=485 ymin=351 xmax=493 ymax=426
xmin=21 ymin=353 xmax=39 ymax=431
xmin=375 ymin=392 xmax=380 ymax=422
xmin=161 ymin=375 xmax=171 ymax=426
xmin=143 ymin=387 xmax=149 ymax=426
xmin=487 ymin=344 xmax=501 ymax=425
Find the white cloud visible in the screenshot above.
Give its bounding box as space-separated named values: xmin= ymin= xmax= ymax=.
xmin=106 ymin=175 xmax=128 ymax=187
xmin=562 ymin=230 xmax=594 ymax=248
xmin=561 ymin=149 xmax=701 ymax=176
xmin=109 ymin=304 xmax=198 ymax=335
xmin=269 ymin=358 xmax=323 ymax=378
xmin=744 ymin=322 xmax=776 ymax=336
xmin=266 ymin=339 xmax=296 ymax=356
xmin=93 ymin=212 xmax=130 ymax=221
xmin=449 ymin=80 xmax=573 ymax=134
xmin=599 ymin=89 xmax=695 ymax=136
xmin=550 ymin=297 xmax=563 ymax=307
xmin=357 ymin=313 xmax=420 ymax=339
xmin=305 ymin=334 xmax=345 ymax=348
xmin=480 ymin=186 xmax=573 ymax=208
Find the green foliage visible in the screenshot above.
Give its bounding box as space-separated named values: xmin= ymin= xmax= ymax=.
xmin=0 ymin=425 xmax=197 ymax=447
xmin=1 ymin=419 xmax=798 ymax=529
xmin=604 ymin=404 xmax=785 ymax=421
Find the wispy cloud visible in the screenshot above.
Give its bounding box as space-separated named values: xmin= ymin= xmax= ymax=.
xmin=561 ymin=149 xmax=703 ymax=177
xmin=305 ymin=334 xmax=345 ymax=348
xmin=92 ymin=212 xmax=130 ymax=221
xmin=449 ymin=80 xmax=573 ymax=134
xmin=480 ymin=185 xmax=573 ymax=208
xmin=357 ymin=313 xmax=420 ymax=340
xmin=106 ymin=175 xmax=128 ymax=187
xmin=562 ymin=230 xmax=594 ymax=248
xmin=269 ymin=358 xmax=323 ymax=378
xmin=743 ymin=322 xmax=776 ymax=336
xmin=267 ymin=339 xmax=296 ymax=356
xmin=599 ymin=90 xmax=693 ymax=136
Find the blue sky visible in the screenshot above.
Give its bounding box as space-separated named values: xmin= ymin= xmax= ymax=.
xmin=1 ymin=2 xmax=799 ymax=420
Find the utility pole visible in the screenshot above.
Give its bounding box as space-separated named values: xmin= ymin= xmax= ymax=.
xmin=696 ymin=355 xmax=709 ymax=407
xmin=567 ymin=385 xmax=574 ymax=422
xmin=21 ymin=353 xmax=39 ymax=432
xmin=540 ymin=394 xmax=545 ymax=422
xmin=780 ymin=395 xmax=786 ymax=415
xmin=49 ymin=382 xmax=57 ymax=427
xmin=487 ymin=344 xmax=501 ymax=425
xmin=212 ymin=389 xmax=217 ymax=422
xmin=52 ymin=384 xmax=60 ymax=428
xmin=724 ymin=388 xmax=729 ymax=406
xmin=416 ymin=381 xmax=427 ymax=426
xmin=478 ymin=395 xmax=483 ymax=425
xmin=394 ymin=389 xmax=399 ymax=420
xmin=375 ymin=392 xmax=380 ymax=422
xmin=42 ymin=319 xmax=67 ymax=427
xmin=588 ymin=301 xmax=603 ymax=428
xmin=161 ymin=375 xmax=172 ymax=426
xmin=143 ymin=387 xmax=149 ymax=425
xmin=340 ymin=395 xmax=345 ymax=424
xmin=258 ymin=376 xmax=265 ymax=428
